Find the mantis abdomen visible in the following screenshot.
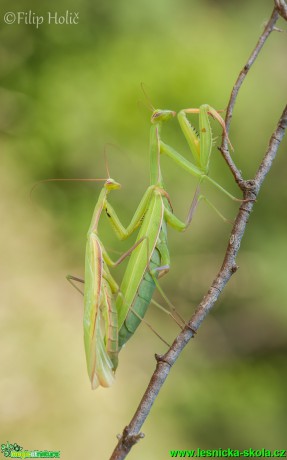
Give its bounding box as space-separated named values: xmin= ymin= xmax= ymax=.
xmin=118 ymin=248 xmax=160 ymax=348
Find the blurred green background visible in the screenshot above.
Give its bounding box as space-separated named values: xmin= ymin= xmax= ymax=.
xmin=0 ymin=0 xmax=286 ymax=458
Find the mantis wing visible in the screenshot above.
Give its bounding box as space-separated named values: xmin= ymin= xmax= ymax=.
xmin=84 ymin=233 xmax=115 ymax=389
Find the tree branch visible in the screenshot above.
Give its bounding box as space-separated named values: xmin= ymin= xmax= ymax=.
xmin=219 ymin=7 xmax=279 ymax=187
xmin=109 ymin=5 xmax=287 ymax=460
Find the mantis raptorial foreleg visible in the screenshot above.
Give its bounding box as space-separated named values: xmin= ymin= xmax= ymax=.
xmin=155 ymin=104 xmax=244 ymax=203
xmin=112 ymin=104 xmax=237 ymax=350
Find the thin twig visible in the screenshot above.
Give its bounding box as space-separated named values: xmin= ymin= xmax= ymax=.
xmin=219 ymin=7 xmax=279 ymax=187
xmin=109 ymin=5 xmax=286 ymax=460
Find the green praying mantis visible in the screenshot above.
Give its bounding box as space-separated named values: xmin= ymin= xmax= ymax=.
xmin=40 ymin=103 xmax=242 ymax=389
xmin=112 ymin=104 xmax=240 ymax=351
xmin=40 ymin=176 xmax=128 ymax=389
xmin=81 ymin=177 xmax=123 ymax=389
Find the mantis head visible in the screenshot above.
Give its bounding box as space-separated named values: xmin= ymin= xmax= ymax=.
xmin=151 ymin=109 xmax=176 ymax=124
xmin=105 ymin=178 xmax=121 ymax=191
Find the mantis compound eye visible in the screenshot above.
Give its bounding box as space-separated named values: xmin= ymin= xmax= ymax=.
xmin=151 ymin=109 xmax=176 ymax=124
xmin=105 ymin=179 xmax=121 ymax=190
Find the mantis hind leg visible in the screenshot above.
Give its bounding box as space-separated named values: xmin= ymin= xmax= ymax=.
xmin=183 ymin=183 xmax=233 ymax=224
xmin=197 ymin=194 xmax=233 ymax=224
xmin=66 ymin=275 xmax=84 ymax=295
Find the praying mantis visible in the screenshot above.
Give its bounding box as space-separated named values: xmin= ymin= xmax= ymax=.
xmin=66 ymin=177 xmax=129 ymax=388
xmin=110 ymin=104 xmax=241 ymax=350
xmin=85 ymin=104 xmax=244 ymax=386
xmin=41 ymin=103 xmax=241 ymax=389
xmin=82 ymin=177 xmax=122 ymax=389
